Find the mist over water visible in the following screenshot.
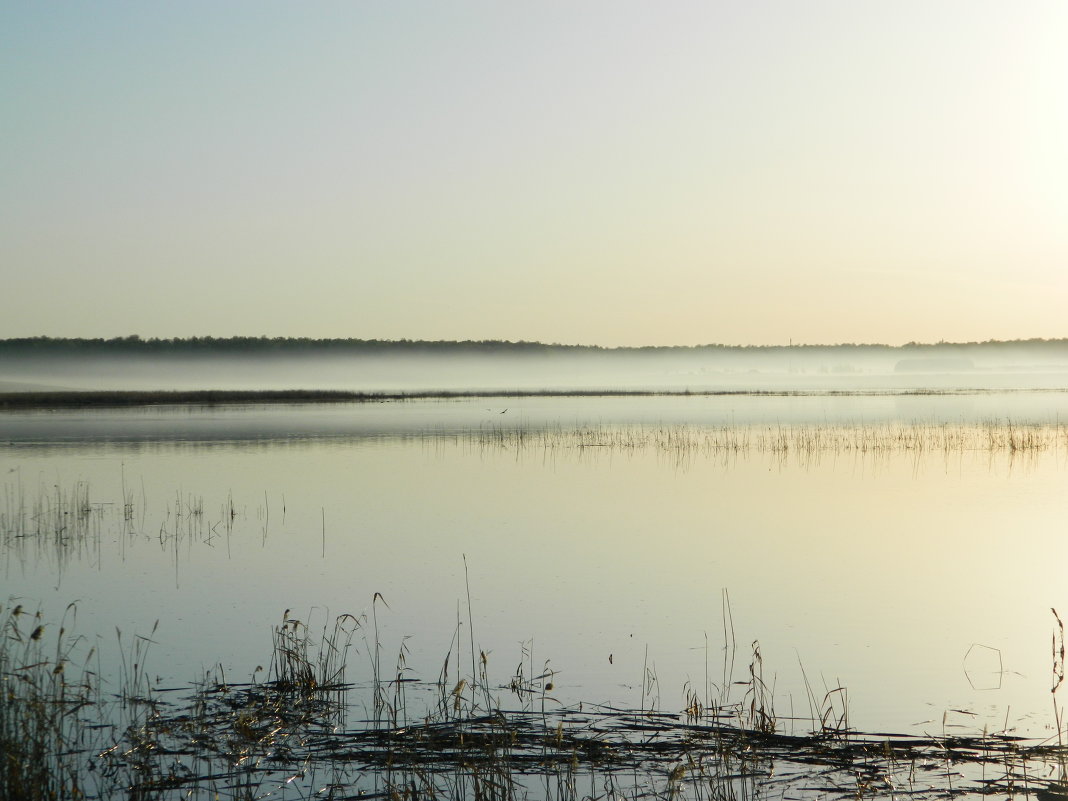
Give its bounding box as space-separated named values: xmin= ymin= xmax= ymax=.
xmin=3 ymin=340 xmax=1068 ymax=789
xmin=3 ymin=343 xmax=1068 ymax=393
xmin=3 ymin=392 xmax=1068 ymax=447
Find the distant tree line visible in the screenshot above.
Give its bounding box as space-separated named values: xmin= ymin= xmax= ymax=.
xmin=1 ymin=335 xmax=1066 ymax=356
xmin=0 ymin=335 xmax=570 ymax=355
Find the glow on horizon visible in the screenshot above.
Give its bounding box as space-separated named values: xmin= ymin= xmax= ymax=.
xmin=1 ymin=1 xmax=1066 ymax=348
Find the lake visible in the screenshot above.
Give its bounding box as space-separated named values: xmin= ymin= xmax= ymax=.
xmin=3 ymin=390 xmax=1068 ymax=797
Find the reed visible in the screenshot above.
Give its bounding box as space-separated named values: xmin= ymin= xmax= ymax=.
xmin=0 ymin=602 xmax=97 ymax=801
xmin=267 ymin=609 xmax=359 ymax=694
xmin=0 ymin=480 xmax=103 ymax=570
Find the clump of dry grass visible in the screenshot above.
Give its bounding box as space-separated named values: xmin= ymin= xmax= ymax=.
xmin=0 ymin=602 xmax=98 ymax=801
xmin=267 ymin=609 xmax=359 ymax=694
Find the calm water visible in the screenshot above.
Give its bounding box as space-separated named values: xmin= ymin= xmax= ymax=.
xmin=2 ymin=392 xmax=1067 ymax=740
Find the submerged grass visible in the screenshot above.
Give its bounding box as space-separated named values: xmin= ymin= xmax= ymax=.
xmin=5 ymin=599 xmax=1068 ymax=801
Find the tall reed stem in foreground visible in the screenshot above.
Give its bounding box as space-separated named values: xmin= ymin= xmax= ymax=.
xmin=0 ymin=603 xmax=96 ymax=801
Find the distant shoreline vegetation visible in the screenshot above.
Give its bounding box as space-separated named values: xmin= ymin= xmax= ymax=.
xmin=1 ymin=387 xmax=1065 ymax=411
xmin=2 ymin=335 xmax=1067 ymax=355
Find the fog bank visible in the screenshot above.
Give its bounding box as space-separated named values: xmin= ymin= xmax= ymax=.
xmin=2 ymin=341 xmax=1068 ymax=394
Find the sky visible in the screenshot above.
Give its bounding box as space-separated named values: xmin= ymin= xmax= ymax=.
xmin=2 ymin=1 xmax=1066 ymax=347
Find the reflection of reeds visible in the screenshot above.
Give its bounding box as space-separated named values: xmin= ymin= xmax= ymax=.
xmin=0 ymin=479 xmax=100 ymax=543
xmin=0 ymin=478 xmax=254 ymax=582
xmin=0 ymin=480 xmax=104 ymax=576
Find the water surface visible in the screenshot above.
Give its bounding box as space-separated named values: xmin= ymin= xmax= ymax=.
xmin=2 ymin=392 xmax=1067 ymax=741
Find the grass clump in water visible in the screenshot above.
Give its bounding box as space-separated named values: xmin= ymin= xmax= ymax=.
xmin=8 ymin=600 xmax=1068 ymax=800
xmin=0 ymin=602 xmax=97 ymax=801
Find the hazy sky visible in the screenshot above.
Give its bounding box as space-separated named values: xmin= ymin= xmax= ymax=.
xmin=2 ymin=2 xmax=1066 ymax=346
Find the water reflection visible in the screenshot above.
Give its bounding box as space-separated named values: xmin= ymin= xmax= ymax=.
xmin=3 ymin=390 xmax=1068 ymax=447
xmin=1 ymin=400 xmax=1067 ymax=746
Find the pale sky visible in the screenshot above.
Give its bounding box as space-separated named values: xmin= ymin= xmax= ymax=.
xmin=2 ymin=1 xmax=1066 ymax=347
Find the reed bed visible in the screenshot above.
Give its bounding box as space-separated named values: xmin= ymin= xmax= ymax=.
xmin=464 ymin=421 xmax=1068 ymax=462
xmin=3 ymin=422 xmax=1068 ymax=798
xmin=0 ymin=603 xmax=100 ymax=801
xmin=3 ymin=421 xmax=1061 ymax=567
xmin=0 ymin=479 xmax=107 ymax=581
xmin=0 ymin=478 xmax=241 ymax=579
xmin=0 ymin=479 xmax=102 ymax=546
xmin=4 ymin=601 xmax=1068 ymax=801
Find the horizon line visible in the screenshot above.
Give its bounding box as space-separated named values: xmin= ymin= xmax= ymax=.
xmin=2 ymin=334 xmax=1068 ymax=351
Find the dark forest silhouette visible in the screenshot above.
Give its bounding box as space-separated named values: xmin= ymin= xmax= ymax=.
xmin=2 ymin=335 xmax=1066 ymax=356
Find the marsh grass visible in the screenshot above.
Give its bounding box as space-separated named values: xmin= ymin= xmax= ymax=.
xmin=0 ymin=477 xmax=261 ymax=591
xmin=0 ymin=479 xmax=104 ymax=574
xmin=0 ymin=602 xmax=98 ymax=801
xmin=2 ymin=422 xmax=1061 ymax=565
xmin=268 ymin=609 xmax=359 ymax=695
xmin=6 ymin=601 xmax=1068 ymax=800
xmin=463 ymin=420 xmax=1068 ymax=468
xmin=3 ymin=469 xmax=1067 ymax=799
